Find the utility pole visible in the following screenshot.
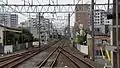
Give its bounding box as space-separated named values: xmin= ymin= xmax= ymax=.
xmin=3 ymin=15 xmax=5 ymax=54
xmin=23 ymin=0 xmax=25 ymax=5
xmin=107 ymin=0 xmax=110 ymax=13
xmin=91 ymin=0 xmax=95 ymax=61
xmin=116 ymin=0 xmax=119 ymax=68
xmin=38 ymin=12 xmax=41 ymax=48
xmin=68 ymin=13 xmax=70 ymax=39
xmin=21 ymin=23 xmax=23 ymax=44
xmin=6 ymin=0 xmax=8 ymax=4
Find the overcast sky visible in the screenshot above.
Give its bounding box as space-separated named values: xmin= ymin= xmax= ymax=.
xmin=6 ymin=0 xmax=112 ymax=4
xmin=0 ymin=0 xmax=113 ymax=27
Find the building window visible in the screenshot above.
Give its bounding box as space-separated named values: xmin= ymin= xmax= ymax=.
xmin=95 ymin=13 xmax=97 ymax=15
xmin=42 ymin=40 xmax=44 ymax=42
xmin=97 ymin=28 xmax=100 ymax=32
xmin=41 ymin=36 xmax=44 ymax=38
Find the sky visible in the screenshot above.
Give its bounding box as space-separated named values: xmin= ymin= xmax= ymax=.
xmin=5 ymin=0 xmax=113 ymax=4
xmin=0 ymin=0 xmax=113 ymax=27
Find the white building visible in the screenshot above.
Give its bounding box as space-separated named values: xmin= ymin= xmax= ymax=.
xmin=93 ymin=9 xmax=112 ymax=35
xmin=94 ymin=10 xmax=105 ymax=25
xmin=36 ymin=16 xmax=51 ymax=44
xmin=20 ymin=18 xmax=36 ymax=28
xmin=88 ymin=9 xmax=112 ymax=58
xmin=0 ymin=13 xmax=18 ymax=28
xmin=10 ymin=14 xmax=18 ymax=27
xmin=20 ymin=15 xmax=54 ymax=44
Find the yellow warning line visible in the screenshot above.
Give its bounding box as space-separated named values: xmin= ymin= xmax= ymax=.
xmin=100 ymin=47 xmax=104 ymax=59
xmin=106 ymin=49 xmax=111 ymax=63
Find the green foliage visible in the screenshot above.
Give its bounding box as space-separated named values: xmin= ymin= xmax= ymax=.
xmin=75 ymin=31 xmax=87 ymax=45
xmin=75 ymin=34 xmax=86 ymax=44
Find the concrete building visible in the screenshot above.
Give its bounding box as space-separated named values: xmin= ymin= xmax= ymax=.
xmin=40 ymin=18 xmax=50 ymax=44
xmin=20 ymin=18 xmax=36 ymax=28
xmin=10 ymin=14 xmax=18 ymax=27
xmin=75 ymin=4 xmax=111 ymax=59
xmin=20 ymin=18 xmax=39 ymax=39
xmin=20 ymin=15 xmax=54 ymax=44
xmin=0 ymin=13 xmax=18 ymax=28
xmin=75 ymin=4 xmax=90 ymax=31
xmin=93 ymin=10 xmax=111 ymax=59
xmin=0 ymin=24 xmax=21 ymax=54
xmin=93 ymin=10 xmax=111 ymax=35
xmin=94 ymin=10 xmax=105 ymax=25
xmin=84 ymin=9 xmax=112 ymax=65
xmin=0 ymin=13 xmax=10 ymax=27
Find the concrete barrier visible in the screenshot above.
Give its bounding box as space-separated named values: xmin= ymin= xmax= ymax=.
xmin=4 ymin=45 xmax=13 ymax=54
xmin=76 ymin=44 xmax=88 ymax=55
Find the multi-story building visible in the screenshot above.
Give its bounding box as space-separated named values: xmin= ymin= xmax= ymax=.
xmin=20 ymin=15 xmax=55 ymax=44
xmin=10 ymin=14 xmax=18 ymax=27
xmin=75 ymin=4 xmax=110 ymax=58
xmin=93 ymin=10 xmax=110 ymax=35
xmin=20 ymin=18 xmax=39 ymax=39
xmin=0 ymin=13 xmax=10 ymax=27
xmin=94 ymin=9 xmax=112 ymax=36
xmin=36 ymin=16 xmax=52 ymax=44
xmin=94 ymin=10 xmax=105 ymax=25
xmin=0 ymin=13 xmax=18 ymax=28
xmin=93 ymin=10 xmax=112 ymax=60
xmin=75 ymin=4 xmax=90 ymax=31
xmin=20 ymin=18 xmax=36 ymax=28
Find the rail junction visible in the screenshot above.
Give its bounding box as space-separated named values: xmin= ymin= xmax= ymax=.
xmin=0 ymin=39 xmax=97 ymax=68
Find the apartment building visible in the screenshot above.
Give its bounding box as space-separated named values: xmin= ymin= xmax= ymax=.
xmin=0 ymin=13 xmax=18 ymax=28
xmin=20 ymin=15 xmax=55 ymax=44
xmin=75 ymin=4 xmax=90 ymax=31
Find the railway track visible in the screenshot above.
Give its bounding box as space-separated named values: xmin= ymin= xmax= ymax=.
xmin=0 ymin=40 xmax=60 ymax=68
xmin=35 ymin=40 xmax=95 ymax=68
xmin=36 ymin=48 xmax=61 ymax=68
xmin=60 ymin=47 xmax=95 ymax=68
xmin=35 ymin=40 xmax=66 ymax=68
xmin=0 ymin=49 xmax=38 ymax=62
xmin=0 ymin=49 xmax=39 ymax=68
xmin=0 ymin=39 xmax=96 ymax=68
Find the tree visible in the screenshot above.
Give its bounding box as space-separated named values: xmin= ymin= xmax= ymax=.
xmin=20 ymin=28 xmax=33 ymax=43
xmin=75 ymin=29 xmax=87 ymax=45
